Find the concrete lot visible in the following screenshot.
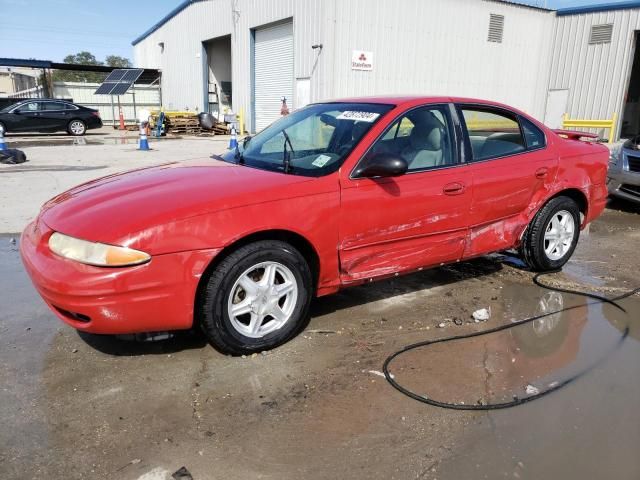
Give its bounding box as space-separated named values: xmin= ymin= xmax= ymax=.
xmin=1 ymin=138 xmax=639 ymax=479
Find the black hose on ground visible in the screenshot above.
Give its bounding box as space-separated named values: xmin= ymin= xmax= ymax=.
xmin=382 ymin=270 xmax=640 ymax=410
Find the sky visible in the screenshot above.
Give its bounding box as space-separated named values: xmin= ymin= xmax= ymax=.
xmin=0 ymin=0 xmax=635 ymax=64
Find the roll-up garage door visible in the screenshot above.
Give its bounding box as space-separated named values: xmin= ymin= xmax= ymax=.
xmin=254 ymin=21 xmax=294 ymax=132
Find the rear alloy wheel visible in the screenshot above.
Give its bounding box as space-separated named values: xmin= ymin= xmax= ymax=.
xmin=522 ymin=196 xmax=580 ymax=271
xmin=198 ymin=240 xmax=313 ymax=355
xmin=67 ymin=119 xmax=86 ymax=136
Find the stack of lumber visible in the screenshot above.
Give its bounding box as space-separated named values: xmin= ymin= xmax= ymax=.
xmin=165 ymin=115 xmax=201 ymax=134
xmin=149 ymin=111 xmax=232 ymax=136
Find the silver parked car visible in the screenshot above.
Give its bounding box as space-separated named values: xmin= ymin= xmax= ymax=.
xmin=608 ymin=136 xmax=640 ymax=204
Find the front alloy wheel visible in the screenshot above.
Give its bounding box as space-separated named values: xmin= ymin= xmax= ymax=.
xmin=198 ymin=240 xmax=313 ymax=355
xmin=227 ymin=261 xmax=298 ymax=338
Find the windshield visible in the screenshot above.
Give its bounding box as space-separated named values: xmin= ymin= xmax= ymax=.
xmin=221 ymin=102 xmax=393 ymax=176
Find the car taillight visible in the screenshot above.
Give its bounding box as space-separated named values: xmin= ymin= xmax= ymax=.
xmin=92 ymin=111 xmax=100 ymax=118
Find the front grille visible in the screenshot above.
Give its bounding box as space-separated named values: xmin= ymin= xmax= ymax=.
xmin=620 ymin=184 xmax=640 ymax=198
xmin=627 ymin=155 xmax=640 ymax=173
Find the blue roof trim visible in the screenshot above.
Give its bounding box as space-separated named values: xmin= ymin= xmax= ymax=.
xmin=131 ymin=0 xmax=206 ymax=46
xmin=557 ymin=1 xmax=640 ymax=16
xmin=0 ymin=58 xmax=51 ymax=69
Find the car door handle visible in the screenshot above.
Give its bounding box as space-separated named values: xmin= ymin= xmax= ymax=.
xmin=443 ymin=182 xmax=465 ymax=195
xmin=535 ymin=167 xmax=549 ymax=179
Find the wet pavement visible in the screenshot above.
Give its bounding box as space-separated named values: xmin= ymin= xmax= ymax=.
xmin=1 ymin=206 xmax=639 ymax=480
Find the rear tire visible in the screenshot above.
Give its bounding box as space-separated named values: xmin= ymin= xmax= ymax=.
xmin=198 ymin=240 xmax=313 ymax=355
xmin=522 ymin=196 xmax=581 ymax=271
xmin=67 ymin=119 xmax=86 ymax=136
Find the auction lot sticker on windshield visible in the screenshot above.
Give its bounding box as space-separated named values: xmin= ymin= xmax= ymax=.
xmin=312 ymin=154 xmax=332 ymax=167
xmin=337 ymin=111 xmax=380 ymax=122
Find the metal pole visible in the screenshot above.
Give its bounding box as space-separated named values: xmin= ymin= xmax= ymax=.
xmin=110 ymin=95 xmax=115 ymax=128
xmin=132 ymin=88 xmax=137 ymax=122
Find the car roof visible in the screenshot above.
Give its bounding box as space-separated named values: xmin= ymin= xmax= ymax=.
xmin=325 ymin=95 xmax=515 ymax=108
xmin=14 ymin=98 xmax=75 ymax=104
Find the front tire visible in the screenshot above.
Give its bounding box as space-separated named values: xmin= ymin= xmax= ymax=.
xmin=522 ymin=196 xmax=581 ymax=271
xmin=198 ymin=240 xmax=313 ymax=355
xmin=67 ymin=119 xmax=86 ymax=136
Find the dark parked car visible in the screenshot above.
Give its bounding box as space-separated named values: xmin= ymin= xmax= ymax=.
xmin=0 ymin=99 xmax=102 ymax=136
xmin=608 ymin=135 xmax=640 ymax=204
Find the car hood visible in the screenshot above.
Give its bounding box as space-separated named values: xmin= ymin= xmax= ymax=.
xmin=40 ymin=157 xmax=321 ymax=251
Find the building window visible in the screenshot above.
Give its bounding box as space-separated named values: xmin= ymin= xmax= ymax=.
xmin=589 ymin=24 xmax=613 ymax=44
xmin=488 ymin=14 xmax=505 ymax=43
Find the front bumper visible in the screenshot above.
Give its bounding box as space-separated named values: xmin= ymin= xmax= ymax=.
xmin=20 ymin=218 xmax=219 ymax=334
xmin=608 ymin=148 xmax=640 ymax=204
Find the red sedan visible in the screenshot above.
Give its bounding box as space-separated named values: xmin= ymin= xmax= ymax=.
xmin=20 ymin=96 xmax=609 ymax=354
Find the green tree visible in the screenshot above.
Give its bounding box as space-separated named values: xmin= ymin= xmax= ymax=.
xmin=105 ymin=55 xmax=132 ymax=68
xmin=52 ymin=51 xmax=105 ymax=83
xmin=51 ymin=52 xmax=134 ymax=84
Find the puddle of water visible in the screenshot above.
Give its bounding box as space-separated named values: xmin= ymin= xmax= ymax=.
xmin=386 ymin=278 xmax=640 ymax=479
xmin=5 ymin=135 xmax=180 ymax=148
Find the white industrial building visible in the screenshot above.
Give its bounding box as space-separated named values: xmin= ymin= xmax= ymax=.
xmin=132 ymin=0 xmax=640 ymax=139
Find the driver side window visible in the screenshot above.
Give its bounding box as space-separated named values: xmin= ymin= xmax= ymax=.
xmin=365 ymin=105 xmax=454 ymax=172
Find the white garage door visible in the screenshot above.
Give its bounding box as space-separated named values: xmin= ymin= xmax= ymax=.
xmin=254 ymin=21 xmax=294 ymax=132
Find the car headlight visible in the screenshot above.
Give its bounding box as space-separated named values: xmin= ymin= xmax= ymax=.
xmin=609 ymin=146 xmax=621 ymax=165
xmin=48 ymin=232 xmax=150 ymax=267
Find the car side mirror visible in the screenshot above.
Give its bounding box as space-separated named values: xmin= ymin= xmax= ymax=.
xmin=357 ymin=153 xmax=408 ymax=178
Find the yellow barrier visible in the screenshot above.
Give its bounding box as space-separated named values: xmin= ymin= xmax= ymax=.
xmin=149 ymin=110 xmax=197 ymax=118
xmin=562 ymin=113 xmax=617 ymax=144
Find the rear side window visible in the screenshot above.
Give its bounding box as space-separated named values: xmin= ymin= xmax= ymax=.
xmin=520 ymin=116 xmax=546 ymax=149
xmin=42 ymin=102 xmax=66 ymax=111
xmin=460 ymin=107 xmax=525 ymax=161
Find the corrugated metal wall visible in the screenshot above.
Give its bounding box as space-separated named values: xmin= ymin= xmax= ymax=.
xmin=133 ymin=0 xmax=326 ymax=131
xmin=549 ymin=8 xmax=640 ymax=133
xmin=323 ymin=0 xmax=554 ymax=118
xmin=133 ymin=0 xmax=556 ymax=129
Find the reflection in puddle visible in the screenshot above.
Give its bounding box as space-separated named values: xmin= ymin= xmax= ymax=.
xmin=5 ymin=136 xmax=180 ymax=148
xmin=386 ymin=283 xmax=636 ymax=407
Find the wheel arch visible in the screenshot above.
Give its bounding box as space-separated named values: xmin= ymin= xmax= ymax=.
xmin=548 ymin=188 xmax=588 ymax=224
xmin=194 ymin=229 xmax=321 ymax=323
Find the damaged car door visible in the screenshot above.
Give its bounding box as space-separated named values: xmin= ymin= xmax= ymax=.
xmin=338 ymin=104 xmax=471 ymax=283
xmin=457 ymin=105 xmax=559 ymax=256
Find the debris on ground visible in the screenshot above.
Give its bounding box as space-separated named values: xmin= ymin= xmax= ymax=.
xmin=0 ymin=148 xmax=28 ymax=164
xmin=525 ymin=384 xmax=540 ymax=395
xmin=472 ymin=307 xmax=491 ymax=322
xmin=437 ymin=322 xmax=447 ymax=328
xmin=172 ymin=466 xmax=194 ymax=479
xmin=368 ymin=370 xmax=394 ymax=379
xmin=307 ymin=329 xmax=337 ymax=334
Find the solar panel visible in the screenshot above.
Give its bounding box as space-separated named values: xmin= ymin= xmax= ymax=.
xmin=109 ymin=83 xmax=133 ymax=96
xmin=103 ymin=69 xmax=128 ymax=82
xmin=94 ymin=69 xmax=145 ymax=95
xmin=122 ymin=69 xmax=143 ymax=82
xmin=94 ymin=82 xmax=118 ymax=95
